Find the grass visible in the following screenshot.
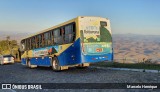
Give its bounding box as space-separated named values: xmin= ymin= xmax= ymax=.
xmin=91 ymin=62 xmax=160 ymax=70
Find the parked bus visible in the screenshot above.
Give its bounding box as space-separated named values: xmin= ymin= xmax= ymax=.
xmin=20 ymin=16 xmax=113 ymax=71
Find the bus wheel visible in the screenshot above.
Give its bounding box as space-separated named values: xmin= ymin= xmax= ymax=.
xmin=27 ymin=60 xmax=37 ymax=68
xmin=52 ymin=57 xmax=61 ymax=71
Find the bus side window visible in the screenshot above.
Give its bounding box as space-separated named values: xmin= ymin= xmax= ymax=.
xmin=29 ymin=38 xmax=32 ymax=50
xmin=37 ymin=35 xmax=40 ymax=48
xmin=44 ymin=33 xmax=48 ymax=46
xmin=51 ymin=30 xmax=54 ymax=45
xmin=48 ymin=31 xmax=52 ymax=46
xmin=60 ymin=27 xmax=65 ymax=44
xmin=27 ymin=39 xmax=29 ymax=50
xmin=64 ymin=23 xmax=75 ymax=44
xmin=53 ymin=29 xmax=60 ymax=45
xmin=31 ymin=37 xmax=35 ymax=49
xmin=47 ymin=32 xmax=50 ymax=45
xmin=26 ymin=39 xmax=30 ymax=50
xmin=40 ymin=35 xmax=43 ymax=47
xmin=38 ymin=35 xmax=40 ymax=48
xmin=41 ymin=34 xmax=44 ymax=47
xmin=33 ymin=37 xmax=36 ymax=49
xmin=24 ymin=39 xmax=27 ymax=50
xmin=35 ymin=36 xmax=37 ymax=48
xmin=31 ymin=37 xmax=33 ymax=49
xmin=26 ymin=39 xmax=28 ymax=50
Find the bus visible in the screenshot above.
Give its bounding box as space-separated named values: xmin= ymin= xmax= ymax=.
xmin=20 ymin=16 xmax=113 ymax=71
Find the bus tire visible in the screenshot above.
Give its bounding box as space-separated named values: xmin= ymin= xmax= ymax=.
xmin=52 ymin=57 xmax=61 ymax=72
xmin=27 ymin=60 xmax=37 ymax=69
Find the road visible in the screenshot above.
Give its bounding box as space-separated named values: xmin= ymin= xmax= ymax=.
xmin=0 ymin=63 xmax=160 ymax=92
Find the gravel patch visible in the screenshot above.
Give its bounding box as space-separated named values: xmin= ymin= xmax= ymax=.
xmin=0 ymin=63 xmax=160 ymax=92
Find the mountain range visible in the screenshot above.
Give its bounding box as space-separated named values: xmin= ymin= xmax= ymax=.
xmin=0 ymin=31 xmax=159 ymax=63
xmin=0 ymin=31 xmax=31 ymax=43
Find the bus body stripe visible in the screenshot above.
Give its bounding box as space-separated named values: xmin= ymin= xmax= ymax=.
xmin=21 ymin=38 xmax=113 ymax=66
xmin=57 ymin=38 xmax=81 ymax=66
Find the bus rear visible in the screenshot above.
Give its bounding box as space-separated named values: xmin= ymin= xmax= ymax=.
xmin=79 ymin=16 xmax=113 ymax=63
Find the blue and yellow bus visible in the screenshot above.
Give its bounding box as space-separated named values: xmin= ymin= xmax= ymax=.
xmin=20 ymin=16 xmax=113 ymax=71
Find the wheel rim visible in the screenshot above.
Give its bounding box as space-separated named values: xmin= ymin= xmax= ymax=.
xmin=52 ymin=60 xmax=57 ymax=69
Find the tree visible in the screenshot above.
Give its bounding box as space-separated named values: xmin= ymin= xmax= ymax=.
xmin=0 ymin=38 xmax=18 ymax=56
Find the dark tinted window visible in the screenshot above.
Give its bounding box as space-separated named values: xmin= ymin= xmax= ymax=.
xmin=100 ymin=21 xmax=107 ymax=26
xmin=23 ymin=22 xmax=76 ymax=48
xmin=26 ymin=38 xmax=31 ymax=50
xmin=44 ymin=32 xmax=49 ymax=46
xmin=54 ymin=29 xmax=63 ymax=44
xmin=64 ymin=23 xmax=75 ymax=44
xmin=31 ymin=37 xmax=36 ymax=49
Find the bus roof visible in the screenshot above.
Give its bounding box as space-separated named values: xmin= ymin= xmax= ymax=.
xmin=21 ymin=17 xmax=77 ymax=40
xmin=21 ymin=16 xmax=108 ymax=41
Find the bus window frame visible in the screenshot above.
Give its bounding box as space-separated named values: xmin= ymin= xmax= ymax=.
xmin=21 ymin=22 xmax=76 ymax=50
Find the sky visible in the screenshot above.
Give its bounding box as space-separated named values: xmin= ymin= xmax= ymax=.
xmin=0 ymin=0 xmax=160 ymax=35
